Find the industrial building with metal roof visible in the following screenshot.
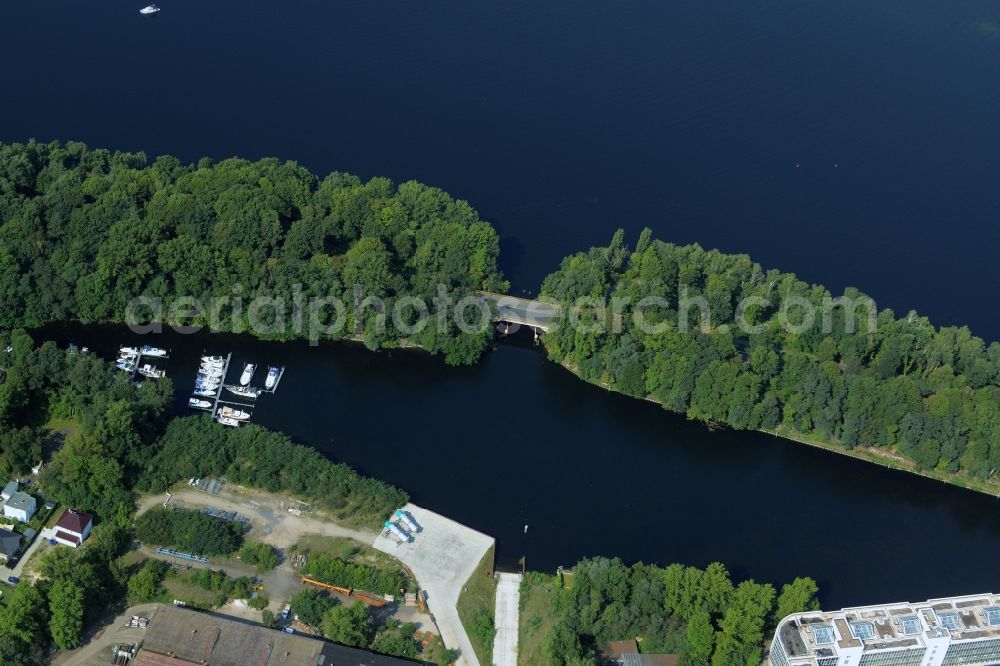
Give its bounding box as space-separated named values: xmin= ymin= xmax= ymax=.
xmin=134 ymin=604 xmax=419 ymax=666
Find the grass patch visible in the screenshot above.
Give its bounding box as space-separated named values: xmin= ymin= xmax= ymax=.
xmin=420 ymin=631 xmax=461 ymax=665
xmin=293 ymin=534 xmax=398 ymax=569
xmin=162 ymin=575 xmax=227 ymax=608
xmin=290 ymin=534 xmax=413 ymax=592
xmin=518 ymin=571 xmax=560 ymax=665
xmin=456 ymin=545 xmax=496 ymax=665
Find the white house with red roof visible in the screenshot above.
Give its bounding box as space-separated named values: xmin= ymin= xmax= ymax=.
xmin=52 ymin=509 xmax=92 ymax=548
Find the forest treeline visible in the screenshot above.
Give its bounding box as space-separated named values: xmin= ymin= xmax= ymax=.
xmin=137 ymin=415 xmax=407 ymax=527
xmin=0 ymin=139 xmax=507 ymax=365
xmin=541 ymin=229 xmax=1000 ymax=485
xmin=522 ymin=557 xmax=819 ymax=666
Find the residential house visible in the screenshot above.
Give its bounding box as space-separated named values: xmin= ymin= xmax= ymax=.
xmin=1 ymin=480 xmax=16 ymax=502
xmin=0 ymin=529 xmax=20 ymax=565
xmin=3 ymin=491 xmax=36 ymax=524
xmin=52 ymin=509 xmax=92 ymax=548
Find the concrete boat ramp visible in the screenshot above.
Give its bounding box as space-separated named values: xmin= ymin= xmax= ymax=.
xmin=372 ymin=503 xmax=496 ymax=666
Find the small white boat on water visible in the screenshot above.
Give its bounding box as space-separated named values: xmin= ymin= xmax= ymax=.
xmin=199 ymin=367 xmax=223 ymax=378
xmin=193 ymin=388 xmax=216 ymax=397
xmin=239 ymin=363 xmax=256 ymax=386
xmin=119 ymin=346 xmax=140 ymax=355
xmin=265 ymin=367 xmax=280 ymax=390
xmin=188 ymin=398 xmax=212 ymax=409
xmin=139 ymin=4 xmax=160 ymax=15
xmin=116 ymin=362 xmax=136 ymax=372
xmin=138 ymin=364 xmax=165 ymax=379
xmin=226 ymin=385 xmax=261 ymax=399
xmin=195 ymin=382 xmax=220 ymax=392
xmin=202 ymin=355 xmax=224 ymax=364
xmin=219 ymin=406 xmax=251 ymax=421
xmin=215 ymin=415 xmax=241 ymax=427
xmin=141 ymin=345 xmax=167 ymax=357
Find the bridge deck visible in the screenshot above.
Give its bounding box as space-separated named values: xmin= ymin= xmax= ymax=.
xmin=478 ymin=292 xmax=559 ymax=331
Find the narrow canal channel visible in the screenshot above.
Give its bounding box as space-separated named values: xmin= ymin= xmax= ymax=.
xmin=36 ymin=322 xmax=1000 ymax=609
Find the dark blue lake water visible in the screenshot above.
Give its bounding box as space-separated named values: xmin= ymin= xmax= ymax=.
xmin=9 ymin=1 xmax=1000 ymax=608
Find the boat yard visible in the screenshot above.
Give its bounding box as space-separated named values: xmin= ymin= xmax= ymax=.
xmin=373 ymin=503 xmax=495 ymax=666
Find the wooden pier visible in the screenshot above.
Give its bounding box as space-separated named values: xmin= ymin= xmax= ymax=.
xmin=208 ymin=352 xmax=233 ymax=416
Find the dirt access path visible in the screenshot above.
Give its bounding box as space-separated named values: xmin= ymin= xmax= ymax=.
xmin=137 ymin=485 xmax=378 ymax=548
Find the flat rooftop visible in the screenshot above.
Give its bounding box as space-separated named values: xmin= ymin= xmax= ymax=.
xmin=775 ymin=593 xmax=1000 ymax=664
xmin=135 ymin=604 xmax=418 ymax=665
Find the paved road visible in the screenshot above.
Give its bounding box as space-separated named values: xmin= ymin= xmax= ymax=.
xmin=373 ymin=503 xmax=494 ymax=666
xmin=0 ymin=527 xmax=54 ymax=584
xmin=53 ymin=603 xmax=162 ymax=666
xmin=492 ymin=573 xmax=522 ymax=666
xmin=479 ymin=293 xmax=559 ymax=331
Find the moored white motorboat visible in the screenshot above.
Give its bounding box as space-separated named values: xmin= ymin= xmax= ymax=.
xmin=199 ymin=365 xmax=223 ymax=376
xmin=139 ymin=4 xmax=160 ymax=15
xmin=265 ymin=367 xmax=280 ymax=390
xmin=188 ymin=398 xmax=212 ymax=409
xmin=215 ymin=415 xmax=240 ymax=427
xmin=119 ymin=346 xmax=140 ymax=355
xmin=138 ymin=364 xmax=165 ymax=379
xmin=219 ymin=406 xmax=251 ymax=421
xmin=202 ymin=355 xmax=224 ymax=364
xmin=239 ymin=363 xmax=255 ymax=386
xmin=193 ymin=388 xmax=216 ymax=397
xmin=141 ymin=345 xmax=167 ymax=357
xmin=226 ymin=385 xmax=260 ymax=399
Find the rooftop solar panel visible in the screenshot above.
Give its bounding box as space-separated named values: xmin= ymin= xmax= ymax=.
xmin=812 ymin=625 xmax=835 ymax=644
xmin=985 ymin=607 xmax=1000 ymax=627
xmin=938 ymin=612 xmax=960 ymax=630
xmin=899 ymin=615 xmax=921 ymax=635
xmin=849 ymin=621 xmax=875 ymax=640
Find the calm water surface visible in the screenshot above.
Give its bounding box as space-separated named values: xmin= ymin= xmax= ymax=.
xmin=38 ymin=323 xmax=1000 ymax=609
xmin=8 ymin=0 xmax=1000 ymax=608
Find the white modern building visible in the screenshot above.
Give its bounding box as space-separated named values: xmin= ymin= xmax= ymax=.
xmin=2 ymin=491 xmax=36 ymax=523
xmin=770 ymin=593 xmax=1000 ymax=666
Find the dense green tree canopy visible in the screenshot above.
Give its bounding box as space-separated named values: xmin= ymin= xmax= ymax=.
xmin=529 ymin=557 xmax=811 ymax=666
xmin=542 ymin=230 xmax=1000 ymax=486
xmin=290 ymin=588 xmax=334 ymax=628
xmin=134 ymin=507 xmax=244 ymax=555
xmin=0 ymin=139 xmax=507 ymax=365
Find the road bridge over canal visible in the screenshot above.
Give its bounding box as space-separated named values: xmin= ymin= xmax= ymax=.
xmin=478 ymin=292 xmax=560 ymax=332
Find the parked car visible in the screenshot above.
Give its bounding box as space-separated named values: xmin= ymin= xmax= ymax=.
xmin=7 ymin=576 xmax=19 ymax=584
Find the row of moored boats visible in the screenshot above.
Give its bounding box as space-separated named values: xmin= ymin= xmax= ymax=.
xmin=188 ymin=356 xmax=283 ymax=428
xmin=116 ymin=345 xmax=168 ymax=378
